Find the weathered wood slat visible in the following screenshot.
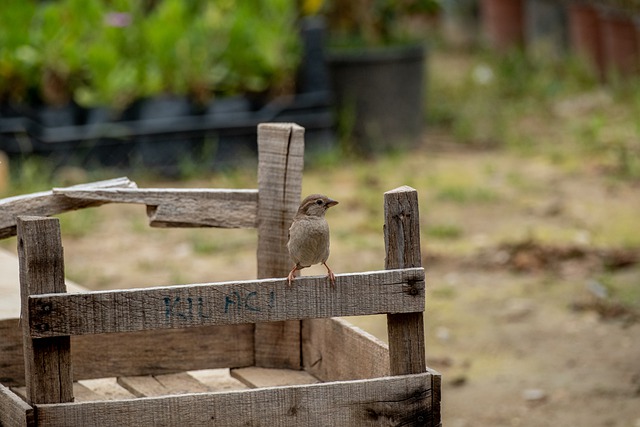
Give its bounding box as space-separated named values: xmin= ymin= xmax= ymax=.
xmin=0 ymin=177 xmax=135 ymax=239
xmin=35 ymin=372 xmax=438 ymax=427
xmin=255 ymin=123 xmax=305 ymax=369
xmin=117 ymin=373 xmax=211 ymax=398
xmin=187 ymin=369 xmax=248 ymax=392
xmin=154 ymin=373 xmax=211 ymax=394
xmin=384 ymin=186 xmax=427 ymax=376
xmin=0 ymin=321 xmax=254 ymax=387
xmin=302 ymin=318 xmax=390 ymax=382
xmin=55 ymin=188 xmax=258 ymax=229
xmin=12 ymin=382 xmax=102 ymax=403
xmin=76 ymin=378 xmax=137 ymax=401
xmin=230 ymin=367 xmax=319 ymax=388
xmin=27 ymin=268 xmax=424 ymax=338
xmin=0 ymin=382 xmax=34 ymax=427
xmin=17 ymin=216 xmax=74 ymax=405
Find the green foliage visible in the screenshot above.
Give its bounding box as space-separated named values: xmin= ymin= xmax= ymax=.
xmin=436 ymin=185 xmax=500 ymax=204
xmin=427 ymin=223 xmax=463 ymax=239
xmin=1 ymin=0 xmax=301 ymax=110
xmin=0 ymin=1 xmax=38 ymax=102
xmin=326 ymin=0 xmax=440 ymax=47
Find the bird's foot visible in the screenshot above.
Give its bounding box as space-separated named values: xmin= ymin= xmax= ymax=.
xmin=287 ymin=268 xmax=297 ymax=287
xmin=324 ymin=263 xmax=336 ymax=288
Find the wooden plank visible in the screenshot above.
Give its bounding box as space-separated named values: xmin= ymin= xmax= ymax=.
xmin=118 ymin=372 xmax=224 ymax=397
xmin=0 ymin=177 xmax=135 ymax=239
xmin=76 ymin=378 xmax=137 ymax=401
xmin=302 ymin=318 xmax=390 ymax=382
xmin=55 ymin=188 xmax=258 ymax=229
xmin=12 ymin=382 xmax=102 ymax=403
xmin=0 ymin=382 xmax=34 ymax=427
xmin=27 ymin=268 xmax=424 ymax=338
xmin=230 ymin=367 xmax=319 ymax=388
xmin=384 ymin=186 xmax=427 ymax=376
xmin=187 ymin=369 xmax=248 ymax=392
xmin=0 ymin=319 xmax=24 ymax=387
xmin=428 ymin=367 xmax=443 ymax=426
xmin=155 ymin=373 xmax=211 ymax=394
xmin=73 ymin=382 xmax=112 ymax=402
xmin=117 ymin=376 xmax=167 ymax=398
xmin=0 ymin=323 xmax=255 ymax=387
xmin=36 ymin=372 xmax=438 ymax=427
xmin=17 ymin=217 xmax=74 ymax=405
xmin=255 ymin=123 xmax=305 ymax=369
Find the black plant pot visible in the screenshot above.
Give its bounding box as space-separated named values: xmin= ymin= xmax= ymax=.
xmin=525 ymin=0 xmax=568 ymax=59
xmin=327 ymin=43 xmax=427 ymax=153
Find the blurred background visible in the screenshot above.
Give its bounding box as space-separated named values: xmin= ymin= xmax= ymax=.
xmin=1 ymin=0 xmax=640 ymax=425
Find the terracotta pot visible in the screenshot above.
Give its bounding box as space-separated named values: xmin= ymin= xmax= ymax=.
xmin=567 ymin=1 xmax=604 ymax=79
xmin=481 ymin=0 xmax=525 ymax=51
xmin=598 ymin=6 xmax=639 ymax=78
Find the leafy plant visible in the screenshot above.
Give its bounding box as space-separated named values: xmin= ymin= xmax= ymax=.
xmin=325 ymin=0 xmax=441 ymax=47
xmin=2 ymin=0 xmax=302 ymax=111
xmin=0 ymin=1 xmax=38 ymax=104
xmin=28 ymin=0 xmax=105 ymax=106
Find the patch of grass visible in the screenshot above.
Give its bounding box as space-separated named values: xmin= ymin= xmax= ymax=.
xmin=189 ymin=229 xmax=255 ymax=255
xmin=3 ymin=156 xmax=58 ymax=198
xmin=427 ymin=223 xmax=464 ymax=240
xmin=56 ymin=209 xmax=101 ymax=238
xmin=431 ymin=284 xmax=458 ymax=299
xmin=435 ymin=186 xmax=500 ymax=204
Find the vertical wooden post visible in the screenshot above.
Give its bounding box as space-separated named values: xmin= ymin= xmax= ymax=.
xmin=17 ymin=216 xmax=73 ymax=404
xmin=255 ymin=123 xmax=305 ymax=368
xmin=384 ymin=186 xmax=427 ymax=375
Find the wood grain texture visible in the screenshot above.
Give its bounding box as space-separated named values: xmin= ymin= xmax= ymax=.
xmin=76 ymin=378 xmax=137 ymax=401
xmin=0 ymin=319 xmax=23 ymax=387
xmin=0 ymin=177 xmax=134 ymax=239
xmin=117 ymin=373 xmax=210 ymax=398
xmin=187 ymin=369 xmax=248 ymax=392
xmin=0 ymin=382 xmax=33 ymax=427
xmin=255 ymin=123 xmax=305 ymax=369
xmin=384 ymin=186 xmax=427 ymax=376
xmin=302 ymin=318 xmax=390 ymax=382
xmin=12 ymin=382 xmax=103 ymax=403
xmin=36 ymin=372 xmax=438 ymax=427
xmin=27 ymin=268 xmax=424 ymax=338
xmin=230 ymin=367 xmax=319 ymax=388
xmin=55 ymin=188 xmax=258 ymax=229
xmin=0 ymin=323 xmax=254 ymax=387
xmin=17 ymin=216 xmax=74 ymax=405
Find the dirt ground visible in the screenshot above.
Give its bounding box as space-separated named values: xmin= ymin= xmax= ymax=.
xmin=2 ymin=133 xmax=639 ymax=426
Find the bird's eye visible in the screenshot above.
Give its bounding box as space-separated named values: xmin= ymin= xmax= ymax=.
xmin=315 ymin=199 xmax=324 ymax=205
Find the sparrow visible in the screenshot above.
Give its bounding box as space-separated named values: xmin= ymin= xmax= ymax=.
xmin=287 ymin=194 xmax=338 ymax=286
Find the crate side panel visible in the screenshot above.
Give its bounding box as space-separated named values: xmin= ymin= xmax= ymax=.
xmin=36 ymin=372 xmax=437 ymax=427
xmin=302 ymin=318 xmax=390 ymax=382
xmin=0 ymin=383 xmax=34 ymax=427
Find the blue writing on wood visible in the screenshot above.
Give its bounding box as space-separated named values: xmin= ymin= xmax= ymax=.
xmin=223 ymin=290 xmax=276 ymax=314
xmin=164 ymin=296 xmax=209 ymax=321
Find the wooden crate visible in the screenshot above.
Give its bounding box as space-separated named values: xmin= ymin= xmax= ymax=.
xmin=0 ymin=123 xmax=441 ymax=427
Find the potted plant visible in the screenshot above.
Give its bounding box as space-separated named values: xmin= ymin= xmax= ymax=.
xmin=480 ymin=0 xmax=524 ymax=52
xmin=322 ymin=0 xmax=439 ymax=153
xmin=595 ymin=0 xmax=640 ymax=78
xmin=28 ymin=0 xmax=104 ymax=129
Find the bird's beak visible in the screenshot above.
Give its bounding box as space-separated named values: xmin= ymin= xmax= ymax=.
xmin=326 ymin=199 xmax=338 ymax=208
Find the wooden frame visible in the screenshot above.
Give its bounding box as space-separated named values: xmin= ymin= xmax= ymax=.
xmin=0 ymin=123 xmax=441 ymax=426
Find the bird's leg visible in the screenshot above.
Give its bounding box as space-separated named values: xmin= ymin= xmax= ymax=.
xmin=323 ymin=262 xmax=336 ymax=288
xmin=287 ymin=265 xmax=299 ymax=286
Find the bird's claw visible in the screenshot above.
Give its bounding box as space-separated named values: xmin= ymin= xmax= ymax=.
xmin=325 ymin=265 xmax=336 ymax=288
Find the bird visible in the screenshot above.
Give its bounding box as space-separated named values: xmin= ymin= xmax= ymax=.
xmin=287 ymin=194 xmax=338 ymax=286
